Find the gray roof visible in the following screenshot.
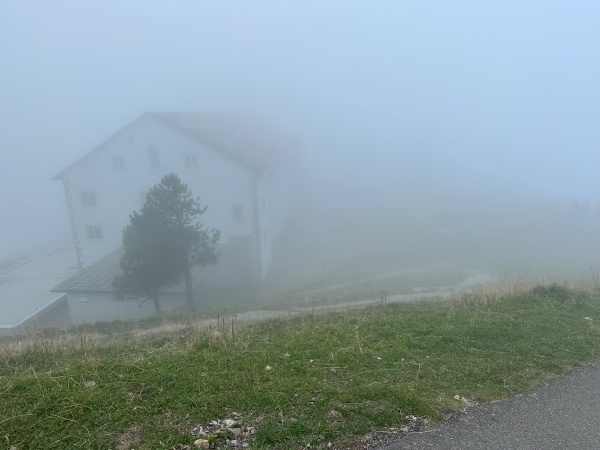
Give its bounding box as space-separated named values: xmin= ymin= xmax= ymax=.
xmin=53 ymin=112 xmax=295 ymax=180
xmin=51 ymin=247 xmax=124 ymax=293
xmin=0 ymin=248 xmax=78 ymax=328
xmin=51 ymin=247 xmax=189 ymax=294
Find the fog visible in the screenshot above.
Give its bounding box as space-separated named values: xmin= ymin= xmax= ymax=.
xmin=1 ymin=2 xmax=599 ymax=283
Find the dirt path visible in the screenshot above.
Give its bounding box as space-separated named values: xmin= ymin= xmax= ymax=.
xmin=1 ymin=268 xmax=498 ymax=351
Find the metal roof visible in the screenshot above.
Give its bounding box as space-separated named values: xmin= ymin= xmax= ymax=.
xmin=51 ymin=247 xmax=123 ymax=293
xmin=51 ymin=247 xmax=188 ymax=294
xmin=0 ymin=248 xmax=78 ymax=329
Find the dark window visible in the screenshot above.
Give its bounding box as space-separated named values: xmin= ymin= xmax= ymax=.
xmin=185 ymin=154 xmax=197 ymax=167
xmin=113 ymin=156 xmax=125 ymax=169
xmin=233 ymin=204 xmax=243 ymax=222
xmin=81 ymin=191 xmax=96 ymax=206
xmin=148 ymin=145 xmax=160 ymax=169
xmin=86 ymin=225 xmax=103 ymax=240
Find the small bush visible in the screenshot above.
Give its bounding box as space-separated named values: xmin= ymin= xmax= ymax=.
xmin=530 ymin=283 xmax=574 ymax=302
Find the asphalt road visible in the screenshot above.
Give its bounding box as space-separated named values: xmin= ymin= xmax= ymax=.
xmin=375 ymin=361 xmax=600 ymax=450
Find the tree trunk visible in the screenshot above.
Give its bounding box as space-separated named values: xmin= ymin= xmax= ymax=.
xmin=151 ymin=288 xmax=161 ymax=315
xmin=183 ymin=262 xmax=196 ymax=312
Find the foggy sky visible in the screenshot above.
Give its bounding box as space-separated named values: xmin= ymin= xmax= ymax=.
xmin=1 ymin=1 xmax=599 ymax=258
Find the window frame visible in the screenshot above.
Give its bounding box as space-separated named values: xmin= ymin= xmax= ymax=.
xmin=86 ymin=225 xmax=103 ymax=240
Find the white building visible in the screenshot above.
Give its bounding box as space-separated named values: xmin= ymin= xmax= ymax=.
xmin=53 ymin=112 xmax=299 ymax=286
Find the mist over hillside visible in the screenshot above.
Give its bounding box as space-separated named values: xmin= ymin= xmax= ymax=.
xmin=1 ymin=2 xmax=598 ymax=285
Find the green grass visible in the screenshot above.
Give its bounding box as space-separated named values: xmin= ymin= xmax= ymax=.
xmin=2 ymin=282 xmax=600 ymax=449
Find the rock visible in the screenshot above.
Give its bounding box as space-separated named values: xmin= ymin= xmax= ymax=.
xmin=84 ymin=380 xmax=96 ymax=389
xmin=223 ymin=418 xmax=237 ymax=427
xmin=193 ymin=438 xmax=210 ymax=449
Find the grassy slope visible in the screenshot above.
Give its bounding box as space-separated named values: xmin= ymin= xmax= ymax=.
xmin=2 ymin=284 xmax=600 ymax=449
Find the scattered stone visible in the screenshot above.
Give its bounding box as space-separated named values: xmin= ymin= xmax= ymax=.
xmin=265 ymin=365 xmax=272 ymax=371
xmin=326 ymin=410 xmax=343 ymax=421
xmin=453 ymin=394 xmax=477 ymax=407
xmin=193 ymin=438 xmax=209 ymax=449
xmin=190 ymin=417 xmax=255 ymax=449
xmin=223 ymin=418 xmax=238 ymax=427
xmin=83 ymin=380 xmax=96 ymax=389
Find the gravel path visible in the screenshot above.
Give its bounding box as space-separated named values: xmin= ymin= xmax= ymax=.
xmin=375 ymin=361 xmax=600 ymax=450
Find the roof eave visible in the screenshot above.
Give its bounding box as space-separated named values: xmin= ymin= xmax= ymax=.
xmin=52 ymin=113 xmax=154 ymax=181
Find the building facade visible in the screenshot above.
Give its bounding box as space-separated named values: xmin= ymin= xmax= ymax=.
xmin=53 ymin=112 xmax=298 ymax=286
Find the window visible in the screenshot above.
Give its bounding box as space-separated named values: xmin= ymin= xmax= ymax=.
xmin=80 ymin=190 xmax=97 ymax=206
xmin=233 ymin=204 xmax=243 ymax=222
xmin=113 ymin=156 xmax=125 ymax=169
xmin=185 ymin=154 xmax=197 ymax=167
xmin=86 ymin=225 xmax=103 ymax=240
xmin=148 ymin=145 xmax=160 ymax=169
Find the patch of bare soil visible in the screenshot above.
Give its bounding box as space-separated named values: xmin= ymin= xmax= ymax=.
xmin=115 ymin=424 xmax=144 ymax=450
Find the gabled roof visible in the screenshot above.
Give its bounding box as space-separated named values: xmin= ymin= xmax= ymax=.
xmin=53 ymin=112 xmax=296 ymax=181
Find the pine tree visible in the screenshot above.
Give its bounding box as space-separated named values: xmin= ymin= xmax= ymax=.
xmin=113 ymin=173 xmax=220 ymax=313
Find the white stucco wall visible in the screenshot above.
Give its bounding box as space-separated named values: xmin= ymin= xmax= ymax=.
xmin=62 ymin=116 xmax=256 ymax=268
